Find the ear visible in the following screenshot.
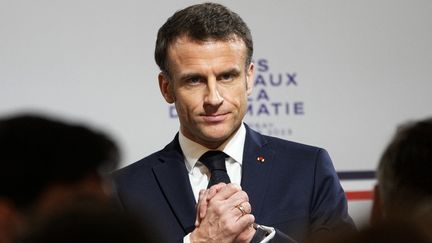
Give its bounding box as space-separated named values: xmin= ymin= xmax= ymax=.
xmin=158 ymin=72 xmax=175 ymax=104
xmin=370 ymin=184 xmax=384 ymax=225
xmin=245 ymin=63 xmax=254 ymax=96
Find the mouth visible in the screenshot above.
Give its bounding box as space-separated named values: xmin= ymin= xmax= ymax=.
xmin=200 ymin=113 xmax=228 ymax=123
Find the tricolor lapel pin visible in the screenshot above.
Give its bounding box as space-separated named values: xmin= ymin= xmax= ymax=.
xmin=256 ymin=156 xmax=265 ymax=163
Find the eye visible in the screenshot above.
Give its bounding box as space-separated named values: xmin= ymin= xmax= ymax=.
xmin=186 ymin=76 xmax=203 ymax=85
xmin=219 ymin=73 xmax=234 ymax=82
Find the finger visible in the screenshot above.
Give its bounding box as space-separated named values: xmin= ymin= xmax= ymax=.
xmin=197 ymin=189 xmax=206 ymax=206
xmin=198 ymin=189 xmax=210 ymax=219
xmin=237 ymin=214 xmax=255 ymax=228
xmin=233 ymin=201 xmax=251 ymax=217
xmin=202 ymin=183 xmax=226 ymax=216
xmin=207 ymin=182 xmax=226 ymax=199
xmin=210 ymin=183 xmax=242 ymax=201
xmin=195 ymin=189 xmax=205 ymax=226
xmin=234 ymin=223 xmax=256 ymax=243
xmin=225 ymin=190 xmax=249 ymax=209
xmin=195 ymin=189 xmax=208 ymax=226
xmin=239 ymin=202 xmax=251 ymax=214
xmin=233 ymin=213 xmax=255 ymax=233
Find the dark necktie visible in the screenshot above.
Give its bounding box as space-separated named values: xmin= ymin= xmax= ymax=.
xmin=199 ymin=150 xmax=231 ymax=188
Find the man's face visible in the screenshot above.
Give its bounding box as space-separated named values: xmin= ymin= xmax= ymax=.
xmin=159 ymin=36 xmax=254 ymax=149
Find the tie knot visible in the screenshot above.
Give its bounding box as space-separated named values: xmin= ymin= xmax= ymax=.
xmin=199 ymin=150 xmax=227 ymax=172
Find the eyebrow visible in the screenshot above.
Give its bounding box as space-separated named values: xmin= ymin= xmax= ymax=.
xmin=179 ymin=68 xmax=241 ymax=80
xmin=179 ymin=72 xmax=204 ymax=81
xmin=218 ymin=68 xmax=241 ymax=77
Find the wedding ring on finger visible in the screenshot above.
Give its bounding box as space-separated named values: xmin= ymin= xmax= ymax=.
xmin=235 ymin=203 xmax=247 ymax=216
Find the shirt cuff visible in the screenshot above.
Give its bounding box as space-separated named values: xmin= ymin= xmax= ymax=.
xmin=183 ymin=233 xmax=191 ymax=243
xmin=258 ymin=224 xmax=276 ymax=243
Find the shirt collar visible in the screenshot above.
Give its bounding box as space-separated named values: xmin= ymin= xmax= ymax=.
xmin=179 ymin=123 xmax=246 ymax=172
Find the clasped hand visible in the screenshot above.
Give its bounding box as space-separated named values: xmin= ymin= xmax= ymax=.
xmin=190 ymin=183 xmax=256 ymax=243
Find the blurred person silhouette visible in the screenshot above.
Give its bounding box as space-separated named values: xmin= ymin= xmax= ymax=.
xmin=306 ymin=117 xmax=432 ymax=243
xmin=21 ymin=200 xmax=167 ymax=243
xmin=307 ymin=118 xmax=432 ymax=243
xmin=0 ymin=113 xmax=120 ymax=242
xmin=371 ymin=117 xmax=432 ymax=224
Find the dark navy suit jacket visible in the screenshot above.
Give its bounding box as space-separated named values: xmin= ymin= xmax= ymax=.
xmin=113 ymin=125 xmax=353 ymax=242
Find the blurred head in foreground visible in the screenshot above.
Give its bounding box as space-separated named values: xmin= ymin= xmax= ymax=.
xmin=0 ymin=113 xmax=120 ymax=242
xmin=372 ymin=117 xmax=432 ymax=223
xmin=21 ymin=202 xmax=167 ymax=243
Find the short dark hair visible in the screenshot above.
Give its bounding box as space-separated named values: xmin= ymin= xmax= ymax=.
xmin=378 ymin=117 xmax=432 ymax=213
xmin=0 ymin=114 xmax=120 ymax=209
xmin=154 ymin=2 xmax=253 ymax=75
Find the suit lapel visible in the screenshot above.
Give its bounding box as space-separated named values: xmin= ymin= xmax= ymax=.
xmin=241 ymin=125 xmax=275 ymax=219
xmin=152 ymin=135 xmax=196 ymax=234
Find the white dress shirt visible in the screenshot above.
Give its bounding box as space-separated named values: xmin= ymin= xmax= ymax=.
xmin=179 ymin=124 xmax=275 ymax=243
xmin=179 ymin=123 xmax=245 ymax=201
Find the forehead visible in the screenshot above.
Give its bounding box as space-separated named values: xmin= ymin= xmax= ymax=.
xmin=169 ymin=34 xmax=247 ymax=51
xmin=166 ymin=35 xmax=247 ymax=73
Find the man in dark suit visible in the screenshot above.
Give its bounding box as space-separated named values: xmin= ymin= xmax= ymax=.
xmin=113 ymin=3 xmax=353 ymax=242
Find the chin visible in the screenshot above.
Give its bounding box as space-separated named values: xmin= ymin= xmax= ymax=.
xmin=201 ymin=131 xmax=233 ymax=144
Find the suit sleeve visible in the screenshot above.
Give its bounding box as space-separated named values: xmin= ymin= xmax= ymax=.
xmin=308 ymin=148 xmax=355 ymax=233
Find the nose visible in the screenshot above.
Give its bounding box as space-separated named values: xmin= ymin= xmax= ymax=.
xmin=204 ymin=80 xmax=224 ymax=106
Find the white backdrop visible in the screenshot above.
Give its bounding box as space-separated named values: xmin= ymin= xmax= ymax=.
xmin=1 ymin=0 xmax=431 ymax=226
